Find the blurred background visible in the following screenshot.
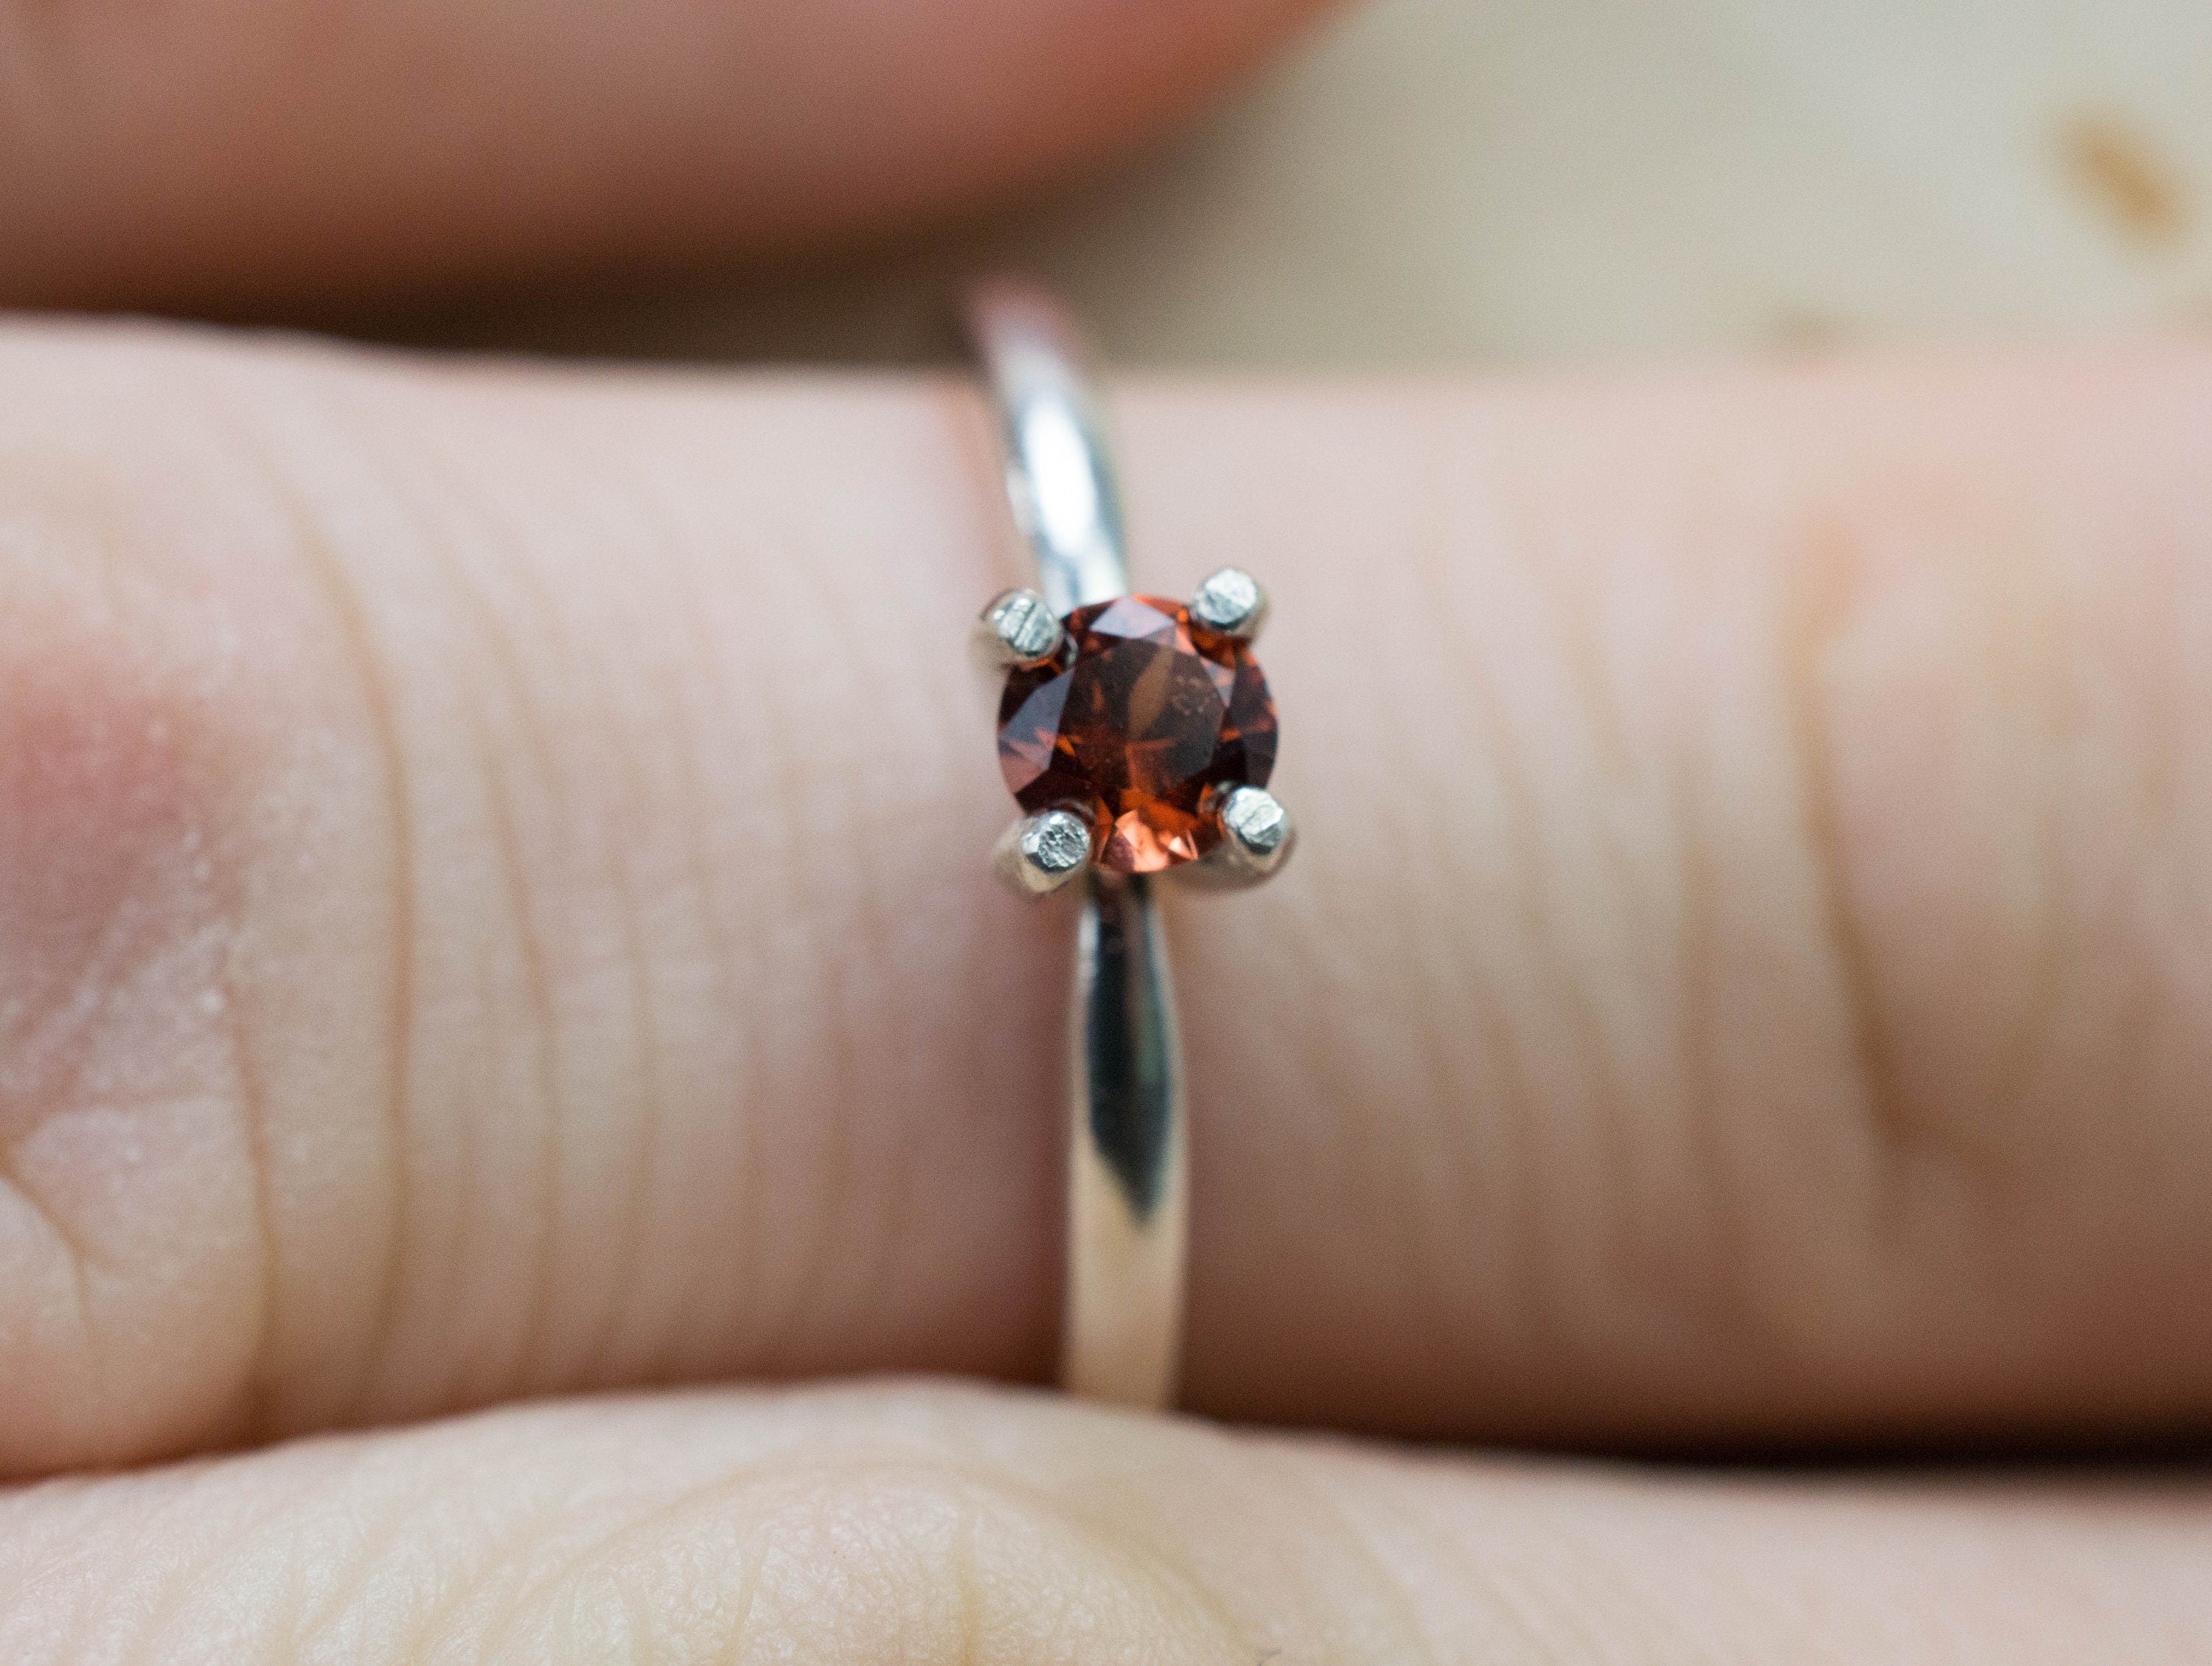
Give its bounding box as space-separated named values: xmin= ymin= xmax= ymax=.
xmin=375 ymin=0 xmax=2212 ymax=368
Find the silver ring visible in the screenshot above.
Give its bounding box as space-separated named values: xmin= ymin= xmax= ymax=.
xmin=964 ymin=280 xmax=1293 ymax=1408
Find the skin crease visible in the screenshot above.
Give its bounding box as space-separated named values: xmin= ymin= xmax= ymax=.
xmin=5 ymin=322 xmax=2212 ymax=1496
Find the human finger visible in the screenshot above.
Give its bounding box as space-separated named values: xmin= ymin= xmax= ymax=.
xmin=5 ymin=322 xmax=2212 ymax=1474
xmin=0 ymin=0 xmax=1332 ymax=311
xmin=4 ymin=1381 xmax=2208 ymax=1663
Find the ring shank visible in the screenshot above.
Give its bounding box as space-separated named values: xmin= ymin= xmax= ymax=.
xmin=966 ymin=280 xmax=1189 ymax=1409
xmin=1064 ymin=872 xmax=1186 ymax=1404
xmin=965 ymin=280 xmax=1132 ymax=616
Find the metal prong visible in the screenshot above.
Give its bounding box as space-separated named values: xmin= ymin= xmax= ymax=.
xmin=973 ymin=588 xmax=1065 ymax=673
xmin=1175 ymin=785 xmax=1295 ymax=890
xmin=994 ymin=808 xmax=1096 ymax=898
xmin=1220 ymin=785 xmax=1295 ymax=877
xmin=1189 ymin=567 xmax=1268 ymax=640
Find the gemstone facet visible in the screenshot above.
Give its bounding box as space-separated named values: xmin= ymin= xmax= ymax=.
xmin=997 ymin=594 xmax=1279 ymax=872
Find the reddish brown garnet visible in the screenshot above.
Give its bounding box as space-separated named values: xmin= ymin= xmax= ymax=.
xmin=998 ymin=594 xmax=1279 ymax=872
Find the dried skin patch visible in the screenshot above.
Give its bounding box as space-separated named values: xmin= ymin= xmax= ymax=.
xmin=451 ymin=1462 xmax=1239 ymax=1663
xmin=0 ymin=532 xmax=262 ymax=1470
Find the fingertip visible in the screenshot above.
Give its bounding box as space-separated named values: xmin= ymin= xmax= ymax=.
xmin=0 ymin=0 xmax=1342 ymax=310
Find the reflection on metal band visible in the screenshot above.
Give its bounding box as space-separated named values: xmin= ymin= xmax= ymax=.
xmin=1079 ymin=873 xmax=1179 ymax=1221
xmin=967 ymin=278 xmax=1189 ymax=1408
xmin=967 ymin=280 xmax=1131 ymax=616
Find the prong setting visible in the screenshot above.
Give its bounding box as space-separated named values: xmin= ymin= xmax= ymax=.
xmin=1220 ymin=785 xmax=1294 ymax=874
xmin=1173 ymin=785 xmax=1295 ymax=889
xmin=993 ymin=808 xmax=1096 ymax=898
xmin=975 ymin=587 xmax=1065 ymax=671
xmin=1189 ymin=566 xmax=1268 ymax=640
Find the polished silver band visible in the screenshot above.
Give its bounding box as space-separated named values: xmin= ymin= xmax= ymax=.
xmin=966 ymin=280 xmax=1188 ymax=1409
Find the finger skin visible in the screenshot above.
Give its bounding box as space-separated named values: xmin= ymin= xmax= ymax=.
xmin=6 ymin=322 xmax=2212 ymax=1474
xmin=0 ymin=0 xmax=1333 ymax=311
xmin=1 ymin=1382 xmax=2209 ymax=1665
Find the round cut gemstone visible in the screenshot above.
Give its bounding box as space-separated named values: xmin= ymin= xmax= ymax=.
xmin=998 ymin=594 xmax=1278 ymax=872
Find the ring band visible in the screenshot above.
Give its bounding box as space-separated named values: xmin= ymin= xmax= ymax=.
xmin=965 ymin=281 xmax=1293 ymax=1409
